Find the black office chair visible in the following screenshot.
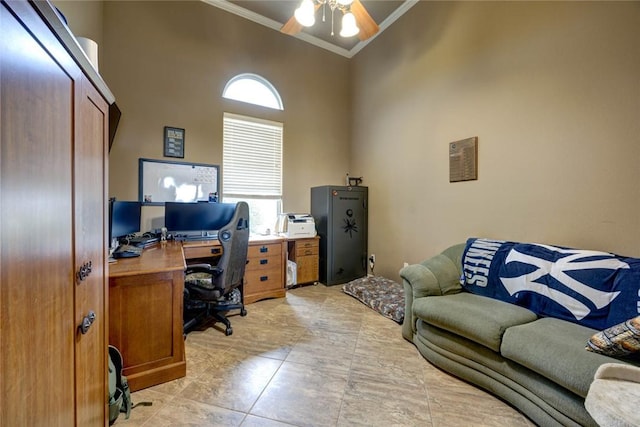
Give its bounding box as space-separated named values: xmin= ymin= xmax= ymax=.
xmin=183 ymin=201 xmax=250 ymax=336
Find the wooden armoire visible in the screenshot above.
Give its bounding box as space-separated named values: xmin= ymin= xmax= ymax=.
xmin=1 ymin=1 xmax=114 ymax=425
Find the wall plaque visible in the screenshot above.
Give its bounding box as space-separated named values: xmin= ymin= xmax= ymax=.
xmin=449 ymin=137 xmax=478 ymax=182
xmin=164 ymin=126 xmax=185 ymax=158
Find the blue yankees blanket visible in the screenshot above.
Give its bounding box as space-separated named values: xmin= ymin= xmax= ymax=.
xmin=461 ymin=238 xmax=640 ymax=330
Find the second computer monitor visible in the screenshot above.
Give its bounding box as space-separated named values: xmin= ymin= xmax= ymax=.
xmin=110 ymin=200 xmax=141 ymax=240
xmin=164 ymin=202 xmax=236 ymax=238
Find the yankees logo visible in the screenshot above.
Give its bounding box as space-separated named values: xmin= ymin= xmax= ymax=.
xmin=500 ymin=244 xmax=629 ymax=320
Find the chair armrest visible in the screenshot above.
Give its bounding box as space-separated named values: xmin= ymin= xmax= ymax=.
xmin=185 ymin=263 xmax=222 ymax=277
xmin=186 ymin=263 xmax=212 ymax=271
xmin=185 ymin=264 xmax=223 ymax=293
xmin=399 ymin=245 xmax=465 ymax=341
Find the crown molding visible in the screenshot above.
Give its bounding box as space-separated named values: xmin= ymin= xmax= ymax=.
xmin=201 ymin=0 xmax=418 ymax=59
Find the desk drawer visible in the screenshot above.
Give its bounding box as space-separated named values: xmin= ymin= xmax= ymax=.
xmin=183 ymin=245 xmax=222 ymax=260
xmin=246 ymin=254 xmax=280 ymax=271
xmin=244 ymin=265 xmax=283 ymax=292
xmin=248 ymin=243 xmax=282 ymax=258
xmin=295 ymin=242 xmax=318 ymax=257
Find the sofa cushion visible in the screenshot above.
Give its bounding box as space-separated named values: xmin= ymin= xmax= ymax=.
xmin=501 ymin=317 xmax=637 ymax=398
xmin=413 ymin=292 xmax=537 ymax=352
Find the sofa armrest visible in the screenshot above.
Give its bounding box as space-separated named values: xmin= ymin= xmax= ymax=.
xmin=399 ymin=243 xmax=465 ymax=341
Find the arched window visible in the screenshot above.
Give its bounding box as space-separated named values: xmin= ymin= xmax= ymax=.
xmin=222 ymin=74 xmax=284 ymax=234
xmin=222 ymin=73 xmax=283 ymax=110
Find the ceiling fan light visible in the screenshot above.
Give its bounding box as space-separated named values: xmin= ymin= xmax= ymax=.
xmin=294 ymin=0 xmax=316 ymax=27
xmin=340 ymin=12 xmax=359 ymax=37
xmin=336 ymin=0 xmax=354 ymax=6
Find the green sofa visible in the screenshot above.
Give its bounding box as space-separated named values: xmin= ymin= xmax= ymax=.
xmin=400 ymin=243 xmax=639 ymax=427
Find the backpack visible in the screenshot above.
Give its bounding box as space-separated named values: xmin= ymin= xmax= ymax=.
xmin=108 ymin=345 xmax=132 ymax=425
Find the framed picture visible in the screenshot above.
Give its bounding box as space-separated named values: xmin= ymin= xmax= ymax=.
xmin=163 ymin=126 xmax=185 ymax=158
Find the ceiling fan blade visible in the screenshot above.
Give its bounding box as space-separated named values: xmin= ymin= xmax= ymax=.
xmin=281 ymin=3 xmax=322 ymax=36
xmin=281 ymin=15 xmax=303 ymax=35
xmin=351 ymin=0 xmax=379 ymax=41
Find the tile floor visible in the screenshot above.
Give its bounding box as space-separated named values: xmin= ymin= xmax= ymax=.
xmin=118 ymin=284 xmax=535 ymax=427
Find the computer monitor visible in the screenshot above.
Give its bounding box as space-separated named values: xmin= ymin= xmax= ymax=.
xmin=164 ymin=202 xmax=236 ymax=239
xmin=109 ymin=200 xmax=141 ymax=249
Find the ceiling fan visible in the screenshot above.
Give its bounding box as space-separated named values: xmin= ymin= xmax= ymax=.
xmin=281 ymin=0 xmax=379 ymax=41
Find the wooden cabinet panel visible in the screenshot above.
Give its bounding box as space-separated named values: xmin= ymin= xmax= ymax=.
xmin=74 ymin=76 xmax=109 ymax=426
xmin=296 ymin=255 xmax=319 ymax=284
xmin=110 ymin=273 xmax=180 ymax=373
xmin=109 ymin=243 xmax=186 ymax=392
xmin=1 ymin=4 xmax=76 ymax=425
xmin=288 ymin=237 xmax=320 ymax=285
xmin=1 ymin=2 xmax=112 ymax=425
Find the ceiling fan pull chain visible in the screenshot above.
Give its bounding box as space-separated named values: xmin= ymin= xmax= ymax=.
xmin=322 ymin=2 xmax=326 ymax=22
xmin=331 ymin=8 xmax=335 ymax=36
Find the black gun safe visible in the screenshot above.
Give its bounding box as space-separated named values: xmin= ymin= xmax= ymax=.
xmin=311 ymin=185 xmax=368 ymax=285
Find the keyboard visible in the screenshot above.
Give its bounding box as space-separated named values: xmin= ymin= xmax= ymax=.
xmin=176 ymin=234 xmax=218 ymax=241
xmin=113 ymin=244 xmax=143 ymax=259
xmin=126 ymin=236 xmax=159 ymax=247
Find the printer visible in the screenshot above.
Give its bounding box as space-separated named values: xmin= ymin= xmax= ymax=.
xmin=275 ymin=213 xmax=317 ymax=238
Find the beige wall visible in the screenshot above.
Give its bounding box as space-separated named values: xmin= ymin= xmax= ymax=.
xmin=97 ymin=1 xmax=350 ymax=230
xmin=57 ymin=1 xmax=640 ymax=281
xmin=54 ymin=0 xmax=104 ymax=47
xmin=352 ymin=1 xmax=640 ymax=279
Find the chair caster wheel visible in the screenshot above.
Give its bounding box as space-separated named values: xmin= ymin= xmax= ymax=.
xmin=241 ymin=308 xmax=247 ymax=316
xmin=225 ymin=327 xmax=233 ymax=336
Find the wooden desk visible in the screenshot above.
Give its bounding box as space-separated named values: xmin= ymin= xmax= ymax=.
xmin=108 ymin=236 xmax=286 ymax=391
xmin=108 ymin=242 xmax=186 ymax=392
xmin=182 ymin=235 xmax=286 ymax=304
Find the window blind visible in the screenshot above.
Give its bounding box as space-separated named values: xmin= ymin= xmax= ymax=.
xmin=223 ymin=113 xmax=283 ymax=197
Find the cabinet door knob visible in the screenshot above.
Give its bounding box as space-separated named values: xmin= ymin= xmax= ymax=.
xmin=79 ymin=310 xmax=96 ymax=335
xmin=77 ymin=261 xmax=93 ymax=282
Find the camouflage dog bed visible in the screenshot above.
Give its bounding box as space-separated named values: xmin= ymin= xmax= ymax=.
xmin=342 ymin=276 xmax=404 ymax=323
